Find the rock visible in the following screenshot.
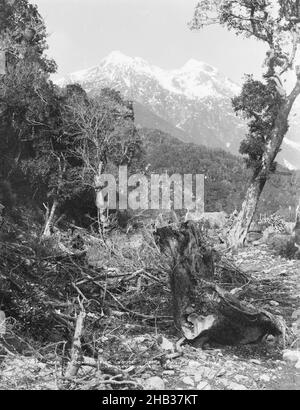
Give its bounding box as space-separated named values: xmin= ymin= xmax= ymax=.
xmin=182 ymin=376 xmax=195 ymax=387
xmin=250 ymin=359 xmax=261 ymax=365
xmin=194 ymin=372 xmax=203 ymax=383
xmin=144 ymin=376 xmax=165 ymax=390
xmin=260 ymin=374 xmax=271 ymax=382
xmin=280 ymin=271 xmax=288 ymax=277
xmin=295 ymin=361 xmax=300 ymax=369
xmin=197 ymin=381 xmax=211 ymax=390
xmin=157 ymin=335 xmax=174 ymax=352
xmin=206 ymin=370 xmax=216 ymax=380
xmin=285 ymin=222 xmax=295 ymax=235
xmin=253 ymin=241 xmax=262 ymax=246
xmin=133 ymin=336 xmax=147 ymax=344
xmin=265 ymin=335 xmax=276 ymax=344
xmin=234 ymin=375 xmax=249 ymax=383
xmin=283 ymin=350 xmax=300 ymax=364
xmin=163 ymin=370 xmax=175 ymax=376
xmin=188 ymin=360 xmax=201 ymax=368
xmin=220 ymin=378 xmax=230 ymax=387
xmin=269 ymin=301 xmax=279 ymax=307
xmin=227 ymin=382 xmax=247 ymax=391
xmin=216 ymin=369 xmax=226 ymax=378
xmin=202 ymin=367 xmax=214 ymax=378
xmin=292 ymin=309 xmax=300 ymax=320
xmin=164 ymin=363 xmax=175 ymax=370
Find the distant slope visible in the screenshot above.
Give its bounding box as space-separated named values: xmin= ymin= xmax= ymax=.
xmin=133 ymin=102 xmax=192 ymax=143
xmin=141 ymin=128 xmax=300 ymax=215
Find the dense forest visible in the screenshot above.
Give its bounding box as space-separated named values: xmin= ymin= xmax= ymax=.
xmin=142 ymin=128 xmax=300 ymax=218
xmin=0 ymin=0 xmax=299 ymax=228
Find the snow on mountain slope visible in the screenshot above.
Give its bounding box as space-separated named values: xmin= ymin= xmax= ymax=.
xmin=284 ymin=138 xmax=300 ymax=152
xmin=283 ymin=159 xmax=297 ymax=171
xmin=57 ymin=51 xmax=240 ymax=99
xmin=57 ymin=51 xmax=244 ymax=151
xmin=57 ymin=51 xmax=300 ymax=169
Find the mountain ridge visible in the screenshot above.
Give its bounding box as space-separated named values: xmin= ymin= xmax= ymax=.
xmin=56 ymin=51 xmax=300 ymax=169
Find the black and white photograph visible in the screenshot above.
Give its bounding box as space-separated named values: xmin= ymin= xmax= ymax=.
xmin=0 ymin=0 xmax=300 ymax=393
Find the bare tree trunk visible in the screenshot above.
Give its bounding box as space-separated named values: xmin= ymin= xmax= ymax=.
xmin=229 ymin=75 xmax=300 ymax=249
xmin=42 ymin=200 xmax=58 ymax=238
xmin=228 ymin=177 xmax=266 ymax=248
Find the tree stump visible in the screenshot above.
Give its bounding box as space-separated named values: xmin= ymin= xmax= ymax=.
xmin=155 ymin=221 xmax=285 ymax=347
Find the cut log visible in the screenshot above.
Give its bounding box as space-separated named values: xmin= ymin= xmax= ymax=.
xmin=155 ymin=221 xmax=285 ymax=347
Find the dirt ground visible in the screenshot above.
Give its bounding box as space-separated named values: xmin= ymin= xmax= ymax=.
xmin=0 ymin=244 xmax=299 ymax=390
xmin=156 ymin=244 xmax=300 ymax=391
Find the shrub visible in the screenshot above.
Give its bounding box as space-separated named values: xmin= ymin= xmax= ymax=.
xmin=267 ymin=234 xmax=299 ymax=259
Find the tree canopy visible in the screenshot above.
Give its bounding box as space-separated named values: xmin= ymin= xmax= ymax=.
xmin=191 ymin=0 xmax=300 ymax=246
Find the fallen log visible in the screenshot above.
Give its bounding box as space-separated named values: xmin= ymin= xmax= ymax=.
xmin=155 ymin=221 xmax=285 ymax=347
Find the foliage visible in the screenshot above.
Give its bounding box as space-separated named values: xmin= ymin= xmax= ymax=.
xmin=0 ymin=2 xmax=143 ymax=224
xmin=266 ymin=233 xmax=299 ymax=259
xmin=190 ymin=0 xmax=300 ymax=179
xmin=63 ymin=87 xmax=143 ymax=187
xmin=0 ymin=0 xmax=56 ymax=180
xmin=141 ymin=128 xmax=300 ymax=216
xmin=233 ymin=77 xmax=283 ymax=173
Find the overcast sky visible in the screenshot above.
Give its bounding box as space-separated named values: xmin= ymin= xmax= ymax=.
xmin=32 ymin=0 xmax=267 ymax=83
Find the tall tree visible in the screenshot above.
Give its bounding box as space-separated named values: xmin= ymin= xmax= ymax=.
xmin=0 ymin=0 xmax=56 ymax=180
xmin=0 ymin=0 xmax=85 ymax=236
xmin=191 ymin=0 xmax=300 ymax=247
xmin=63 ymin=87 xmax=143 ymax=235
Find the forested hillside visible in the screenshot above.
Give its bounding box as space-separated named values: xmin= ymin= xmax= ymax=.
xmin=141 ymin=128 xmax=300 ymax=218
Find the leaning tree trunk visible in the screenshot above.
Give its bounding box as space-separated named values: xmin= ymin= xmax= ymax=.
xmin=155 ymin=221 xmax=285 ymax=347
xmin=229 ymin=72 xmax=300 ymax=249
xmin=228 ymin=177 xmax=266 ymax=248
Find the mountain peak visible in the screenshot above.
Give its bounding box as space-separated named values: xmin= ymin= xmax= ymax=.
xmin=56 ymin=51 xmax=240 ymax=99
xmin=103 ymin=51 xmax=149 ymax=67
xmin=182 ymin=59 xmax=216 ymax=73
xmin=55 ymin=51 xmax=300 ymax=169
xmin=104 ymin=50 xmax=133 ymax=65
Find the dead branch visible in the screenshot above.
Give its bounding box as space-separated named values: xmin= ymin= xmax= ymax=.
xmin=65 ymin=302 xmax=86 ymax=379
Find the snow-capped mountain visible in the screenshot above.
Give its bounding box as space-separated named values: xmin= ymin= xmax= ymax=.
xmin=281 ymin=137 xmax=300 ymax=170
xmin=57 ymin=51 xmax=300 ymax=168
